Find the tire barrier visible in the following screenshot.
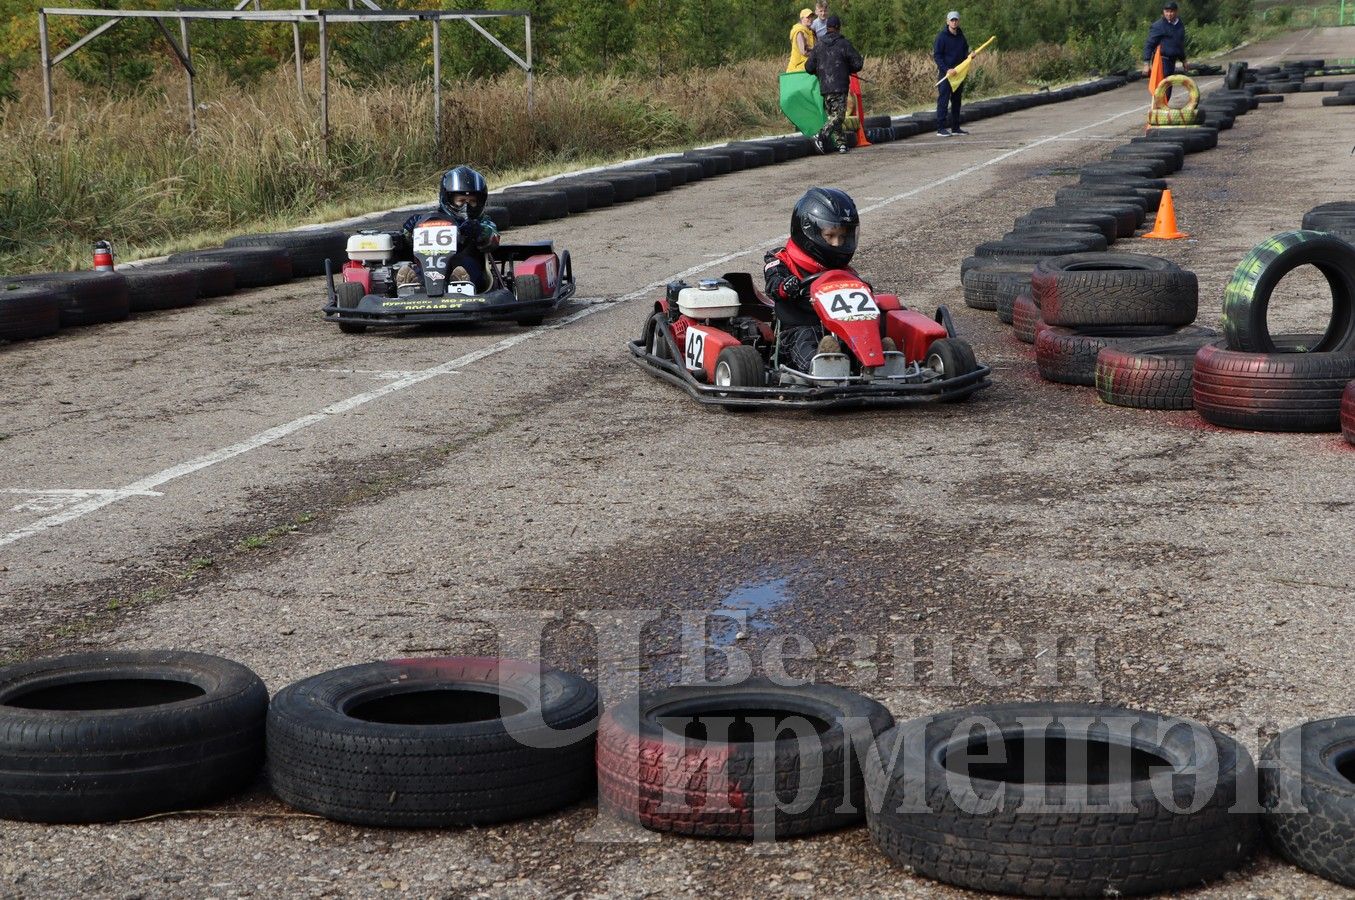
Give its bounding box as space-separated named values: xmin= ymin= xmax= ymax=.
xmin=0 ymin=285 xmax=62 ymax=341
xmin=167 ymin=246 xmax=293 ymax=289
xmin=1152 ymin=74 xmax=1201 ymax=112
xmin=1344 ymin=380 xmax=1355 ymax=445
xmin=865 ymin=703 xmax=1259 ymax=897
xmin=597 ymin=679 xmax=893 ymax=839
xmin=0 ymin=651 xmax=267 ymax=823
xmin=1037 ymin=325 xmax=1216 ymax=386
xmin=224 ymin=229 xmax=349 ymax=278
xmin=1095 ymin=340 xmax=1211 ymax=410
xmin=1148 ymin=106 xmax=1200 ymax=126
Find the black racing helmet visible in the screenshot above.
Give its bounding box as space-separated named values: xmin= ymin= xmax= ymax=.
xmin=439 ymin=165 xmax=488 ymax=222
xmin=790 ymin=187 xmax=860 ymax=269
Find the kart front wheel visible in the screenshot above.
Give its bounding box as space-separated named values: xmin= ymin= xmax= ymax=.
xmin=713 ymin=345 xmax=765 ymax=388
xmin=338 ymin=322 xmax=368 ymax=334
xmin=645 ymin=313 xmax=670 ymax=360
xmin=334 ymin=282 xmax=368 ymax=335
xmin=926 ymin=338 xmax=978 ymax=401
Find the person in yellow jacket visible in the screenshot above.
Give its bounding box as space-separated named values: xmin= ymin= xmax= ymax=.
xmin=787 ymin=8 xmax=816 ymax=73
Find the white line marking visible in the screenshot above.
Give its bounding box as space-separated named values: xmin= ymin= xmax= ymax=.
xmin=0 ymin=489 xmax=165 ymax=497
xmin=0 ymin=93 xmax=1176 ymax=552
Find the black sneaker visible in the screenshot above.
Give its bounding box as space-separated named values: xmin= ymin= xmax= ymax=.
xmin=837 ymin=144 xmax=849 ymax=153
xmin=951 ymin=127 xmax=969 ymax=135
xmin=812 ymin=135 xmax=825 ymax=154
xmin=936 ymin=128 xmax=952 ymax=137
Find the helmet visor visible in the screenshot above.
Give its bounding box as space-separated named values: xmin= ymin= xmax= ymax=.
xmin=803 ymin=213 xmax=858 ymax=261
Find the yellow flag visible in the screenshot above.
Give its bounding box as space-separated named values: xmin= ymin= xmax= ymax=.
xmin=947 ymin=35 xmax=997 ymax=90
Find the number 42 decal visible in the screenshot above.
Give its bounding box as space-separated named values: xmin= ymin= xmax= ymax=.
xmin=684 ymin=326 xmax=708 ymax=371
xmin=822 ymin=288 xmax=879 ymax=320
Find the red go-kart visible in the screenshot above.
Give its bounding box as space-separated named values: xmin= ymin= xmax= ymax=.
xmin=628 ymin=269 xmax=991 ymax=409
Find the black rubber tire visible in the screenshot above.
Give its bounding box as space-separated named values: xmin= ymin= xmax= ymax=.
xmin=544 ymin=181 xmax=593 ymax=214
xmin=644 ymin=312 xmax=670 ymax=360
xmin=1261 ymin=717 xmax=1355 ymax=887
xmin=6 ymin=271 xmax=131 ymax=327
xmin=490 ymin=192 xmax=542 ymax=225
xmin=962 ymin=259 xmax=1033 ymax=311
xmin=974 ymin=236 xmax=1094 ymax=262
xmin=1055 ymin=197 xmax=1145 ymax=232
xmin=601 ymin=170 xmax=657 ymax=200
xmin=120 ymin=265 xmax=199 ymax=312
xmin=620 ymin=166 xmax=674 ymax=192
xmin=505 ymin=189 xmax=570 ymax=220
xmin=995 ymin=271 xmax=1033 ymax=325
xmin=1004 ymin=229 xmax=1108 ymax=252
xmin=1032 ymin=252 xmax=1198 ymax=328
xmin=1081 ymin=159 xmax=1168 ymax=179
xmin=0 ymin=285 xmax=62 ymax=341
xmin=1196 ymin=106 xmax=1236 ymax=130
xmin=1226 ymin=61 xmax=1247 ymax=89
xmin=1139 ymin=127 xmax=1219 ymax=153
xmin=224 ymin=229 xmax=348 ymax=278
xmin=1078 ymin=172 xmax=1168 ymax=191
xmin=1037 ymin=325 xmax=1215 ymax=386
xmin=865 ymin=702 xmax=1260 ymax=897
xmin=1054 ymin=187 xmax=1149 ymax=213
xmin=864 ymin=114 xmax=893 ymax=129
xmin=1017 ymin=208 xmax=1118 ymax=242
xmin=713 ymin=344 xmax=765 ymax=388
xmin=166 ymin=247 xmax=292 ymax=289
xmin=1110 ymin=140 xmax=1185 ymax=165
xmin=169 ymin=260 xmax=235 ymax=298
xmin=1193 ymin=339 xmax=1355 ymax=432
xmin=0 ymin=650 xmax=267 ymax=823
xmin=334 ymin=281 xmax=364 ymax=310
xmin=1323 ymin=95 xmax=1355 ymax=106
xmin=597 ymin=678 xmax=894 ymax=839
xmin=728 ymin=143 xmax=775 ymax=167
xmin=1094 ymin=340 xmax=1209 ymax=409
xmin=482 ymin=204 xmax=512 ymax=230
xmin=267 ymin=657 xmax=599 ymax=827
xmin=681 ymin=151 xmax=732 ymax=177
xmin=567 ymin=179 xmax=617 ymax=209
xmin=1344 ymin=381 xmax=1355 ymax=445
xmin=1221 ymin=230 xmax=1355 ymax=353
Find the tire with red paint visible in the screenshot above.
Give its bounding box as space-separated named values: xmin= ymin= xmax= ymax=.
xmin=1037 ymin=326 xmax=1216 ymax=386
xmin=1343 ymin=381 xmax=1355 ymax=445
xmin=1012 ymin=294 xmax=1045 ymax=344
xmin=1095 ymin=340 xmax=1208 ymax=409
xmin=1193 ymin=339 xmax=1355 ymax=432
xmin=267 ymin=657 xmax=598 ymax=826
xmin=597 ymin=679 xmax=894 ymax=839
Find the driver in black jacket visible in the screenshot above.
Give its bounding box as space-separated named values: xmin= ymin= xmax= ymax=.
xmin=397 ymin=166 xmax=500 ymax=290
xmin=804 ymin=15 xmax=864 ymax=154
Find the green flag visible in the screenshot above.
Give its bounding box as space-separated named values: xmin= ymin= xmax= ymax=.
xmin=779 ymin=71 xmax=826 ymax=137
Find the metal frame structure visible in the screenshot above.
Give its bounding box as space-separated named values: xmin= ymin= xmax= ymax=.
xmin=37 ymin=6 xmax=533 ymax=145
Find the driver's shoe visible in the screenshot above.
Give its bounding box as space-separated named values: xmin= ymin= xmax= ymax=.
xmin=450 ymin=266 xmax=471 ymax=282
xmin=817 ymin=334 xmax=842 ymax=355
xmin=394 ymin=264 xmax=419 ymax=287
xmin=882 ymin=337 xmax=898 ymax=352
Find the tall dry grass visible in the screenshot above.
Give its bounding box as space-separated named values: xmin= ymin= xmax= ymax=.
xmin=0 ymin=46 xmax=1114 ymax=274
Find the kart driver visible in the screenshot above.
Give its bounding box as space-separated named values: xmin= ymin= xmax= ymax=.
xmin=763 ymin=187 xmax=895 ymax=371
xmin=397 ymin=165 xmax=500 ymax=290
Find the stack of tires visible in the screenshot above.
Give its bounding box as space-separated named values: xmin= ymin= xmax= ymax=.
xmin=1148 ymin=74 xmax=1201 ymax=126
xmin=1027 ymin=253 xmax=1217 ymax=403
xmin=1194 ymin=230 xmax=1355 ymax=433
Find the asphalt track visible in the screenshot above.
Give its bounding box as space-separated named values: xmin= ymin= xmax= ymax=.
xmin=1 ymin=26 xmax=1353 ymax=898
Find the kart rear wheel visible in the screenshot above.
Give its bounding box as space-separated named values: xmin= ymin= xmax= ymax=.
xmin=714 ymin=345 xmax=764 ymax=388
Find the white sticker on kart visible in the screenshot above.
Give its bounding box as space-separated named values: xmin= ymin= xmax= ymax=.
xmin=445 ymin=281 xmax=477 ymax=296
xmin=683 ymin=326 xmax=709 ymax=371
xmin=820 ymin=288 xmax=879 ymax=321
xmin=413 ymin=224 xmax=458 ymax=252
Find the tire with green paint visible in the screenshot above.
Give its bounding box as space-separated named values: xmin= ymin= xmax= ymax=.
xmin=1221 ymin=230 xmax=1355 ymax=353
xmin=1152 ymin=74 xmax=1200 ymax=109
xmin=1147 ymin=107 xmax=1200 ymax=126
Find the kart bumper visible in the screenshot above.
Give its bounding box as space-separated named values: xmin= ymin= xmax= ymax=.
xmin=626 ymin=339 xmax=992 ymax=409
xmin=323 ymin=283 xmax=574 ymax=327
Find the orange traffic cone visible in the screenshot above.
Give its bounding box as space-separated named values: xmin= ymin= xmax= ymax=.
xmin=1148 ymin=46 xmax=1164 ymax=98
xmin=1143 ymin=188 xmax=1188 ymax=240
xmin=850 ymin=75 xmax=871 ymax=147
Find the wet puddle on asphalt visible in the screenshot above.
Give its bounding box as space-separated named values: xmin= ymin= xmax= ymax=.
xmin=707 ymin=576 xmax=794 ymax=646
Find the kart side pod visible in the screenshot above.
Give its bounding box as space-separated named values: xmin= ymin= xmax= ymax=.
xmin=513 ymin=254 xmax=560 ymax=293
xmin=883 ymin=306 xmax=948 ymax=362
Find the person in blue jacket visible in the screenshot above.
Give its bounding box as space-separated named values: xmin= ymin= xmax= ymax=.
xmin=934 ymin=11 xmax=969 ymax=137
xmin=1142 ymin=2 xmax=1188 ymax=79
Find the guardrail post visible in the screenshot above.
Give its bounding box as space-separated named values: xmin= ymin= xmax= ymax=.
xmin=319 ymin=11 xmax=329 ymax=151
xmin=525 ymin=14 xmax=534 ymax=114
xmin=432 ymin=16 xmax=441 ymax=153
xmin=39 ymin=10 xmax=53 ymax=121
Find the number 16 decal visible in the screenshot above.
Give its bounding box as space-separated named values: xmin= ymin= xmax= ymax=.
xmin=684 ymin=326 xmax=707 ymax=371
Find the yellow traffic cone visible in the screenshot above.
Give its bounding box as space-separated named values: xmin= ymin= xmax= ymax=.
xmin=1143 ymin=188 xmax=1188 ymax=240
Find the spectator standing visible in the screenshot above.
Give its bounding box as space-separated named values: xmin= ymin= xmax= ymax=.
xmin=811 ymin=1 xmax=829 ymax=39
xmin=788 ymin=8 xmax=816 ymax=73
xmin=1143 ymin=2 xmax=1188 ymax=79
xmin=934 ymin=11 xmax=969 ymax=136
xmin=805 ymin=14 xmax=864 ymax=154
